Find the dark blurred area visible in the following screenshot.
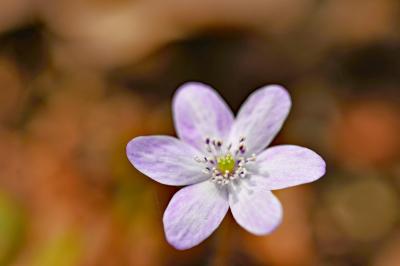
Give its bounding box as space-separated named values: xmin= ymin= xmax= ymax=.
xmin=0 ymin=0 xmax=399 ymax=265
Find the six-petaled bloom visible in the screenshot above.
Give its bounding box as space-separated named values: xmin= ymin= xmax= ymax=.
xmin=126 ymin=82 xmax=326 ymax=250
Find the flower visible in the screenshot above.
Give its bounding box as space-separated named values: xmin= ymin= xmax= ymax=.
xmin=126 ymin=82 xmax=326 ymax=250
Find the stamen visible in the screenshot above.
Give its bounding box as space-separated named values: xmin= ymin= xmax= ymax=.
xmin=239 ymin=168 xmax=247 ymax=178
xmin=197 ymin=136 xmax=256 ymax=186
xmin=246 ymin=154 xmax=256 ymax=162
xmin=227 ymin=143 xmax=232 ymax=151
xmin=239 ymin=144 xmax=246 ymax=154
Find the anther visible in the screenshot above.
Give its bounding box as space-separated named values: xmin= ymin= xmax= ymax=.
xmin=239 ymin=145 xmax=246 ymax=154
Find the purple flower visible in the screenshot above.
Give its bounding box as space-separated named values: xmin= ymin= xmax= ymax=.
xmin=126 ymin=82 xmax=326 ymax=250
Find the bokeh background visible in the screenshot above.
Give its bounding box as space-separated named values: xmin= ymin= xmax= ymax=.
xmin=1 ymin=0 xmax=400 ymax=265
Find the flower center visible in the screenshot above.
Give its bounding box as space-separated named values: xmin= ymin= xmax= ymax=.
xmin=217 ymin=153 xmax=235 ymax=174
xmin=194 ymin=137 xmax=256 ymax=186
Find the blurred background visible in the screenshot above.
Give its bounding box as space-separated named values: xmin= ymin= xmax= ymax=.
xmin=0 ymin=0 xmax=400 ymax=265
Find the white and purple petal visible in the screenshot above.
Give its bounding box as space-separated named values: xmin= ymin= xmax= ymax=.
xmin=254 ymin=145 xmax=326 ymax=190
xmin=126 ymin=136 xmax=207 ymax=186
xmin=229 ymin=181 xmax=283 ymax=235
xmin=228 ymin=85 xmax=291 ymax=155
xmin=173 ymin=82 xmax=234 ymax=152
xmin=163 ymin=181 xmax=229 ymax=250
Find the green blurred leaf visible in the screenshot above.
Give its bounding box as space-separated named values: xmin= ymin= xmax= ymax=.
xmin=32 ymin=232 xmax=82 ymax=266
xmin=0 ymin=192 xmax=25 ymax=266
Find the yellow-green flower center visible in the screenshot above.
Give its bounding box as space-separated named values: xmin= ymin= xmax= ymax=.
xmin=217 ymin=153 xmax=235 ymax=173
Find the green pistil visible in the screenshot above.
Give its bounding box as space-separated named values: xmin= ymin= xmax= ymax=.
xmin=217 ymin=153 xmax=235 ymax=174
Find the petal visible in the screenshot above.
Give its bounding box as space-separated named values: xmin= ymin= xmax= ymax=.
xmin=228 ymin=85 xmax=291 ymax=155
xmin=229 ymin=181 xmax=283 ymax=235
xmin=173 ymin=82 xmax=234 ymax=152
xmin=163 ymin=181 xmax=229 ymax=250
xmin=254 ymin=145 xmax=326 ymax=190
xmin=126 ymin=136 xmax=207 ymax=186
